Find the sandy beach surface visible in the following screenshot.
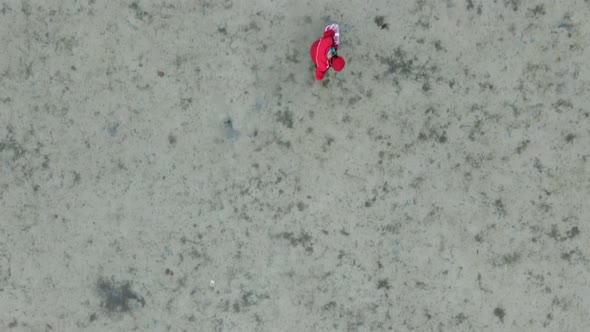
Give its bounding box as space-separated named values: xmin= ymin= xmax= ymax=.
xmin=1 ymin=0 xmax=589 ymax=331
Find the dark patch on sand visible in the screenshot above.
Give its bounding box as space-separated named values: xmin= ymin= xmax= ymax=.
xmin=377 ymin=279 xmax=391 ymax=290
xmin=276 ymin=110 xmax=294 ymax=128
xmin=516 ymin=139 xmax=530 ymax=154
xmin=548 ymin=225 xmax=580 ymax=241
xmin=494 ymin=307 xmax=506 ymax=322
xmin=168 ymin=133 xmax=177 ymax=145
xmin=274 ymin=231 xmax=313 ymax=253
xmin=374 ymin=16 xmax=389 ymax=30
xmin=96 ymin=277 xmax=145 ymax=313
xmin=504 ymin=0 xmax=520 ymax=11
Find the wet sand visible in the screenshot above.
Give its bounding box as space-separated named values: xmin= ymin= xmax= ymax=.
xmin=0 ymin=1 xmax=589 ymax=331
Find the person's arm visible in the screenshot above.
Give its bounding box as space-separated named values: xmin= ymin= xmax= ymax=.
xmin=316 ymin=67 xmax=326 ymax=80
xmin=323 ymin=29 xmax=336 ymax=49
xmin=324 ymin=26 xmax=339 ymax=49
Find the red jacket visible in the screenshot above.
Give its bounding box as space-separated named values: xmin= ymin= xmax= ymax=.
xmin=310 ymin=30 xmax=338 ymax=80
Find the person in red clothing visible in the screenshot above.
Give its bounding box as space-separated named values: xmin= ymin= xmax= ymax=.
xmin=310 ymin=24 xmax=345 ymax=80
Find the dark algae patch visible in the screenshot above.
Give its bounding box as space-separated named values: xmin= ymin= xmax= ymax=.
xmin=97 ymin=277 xmax=145 ymax=313
xmin=274 ymin=231 xmax=313 ymax=253
xmin=275 ymin=231 xmax=311 ymax=247
xmin=515 ymin=139 xmax=530 ymax=154
xmin=377 ymin=47 xmax=414 ymax=77
xmin=504 ymin=0 xmax=520 ymax=11
xmin=374 ymin=16 xmax=389 ymax=30
xmin=377 ymin=279 xmax=391 ymax=290
xmin=0 ymin=135 xmax=25 ymax=162
xmin=494 ymin=307 xmax=506 ymax=322
xmin=276 ymin=110 xmax=294 ymax=128
xmin=548 ymin=225 xmax=580 ymax=241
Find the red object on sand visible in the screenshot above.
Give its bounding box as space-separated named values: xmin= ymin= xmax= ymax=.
xmin=310 ymin=28 xmax=343 ymax=80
